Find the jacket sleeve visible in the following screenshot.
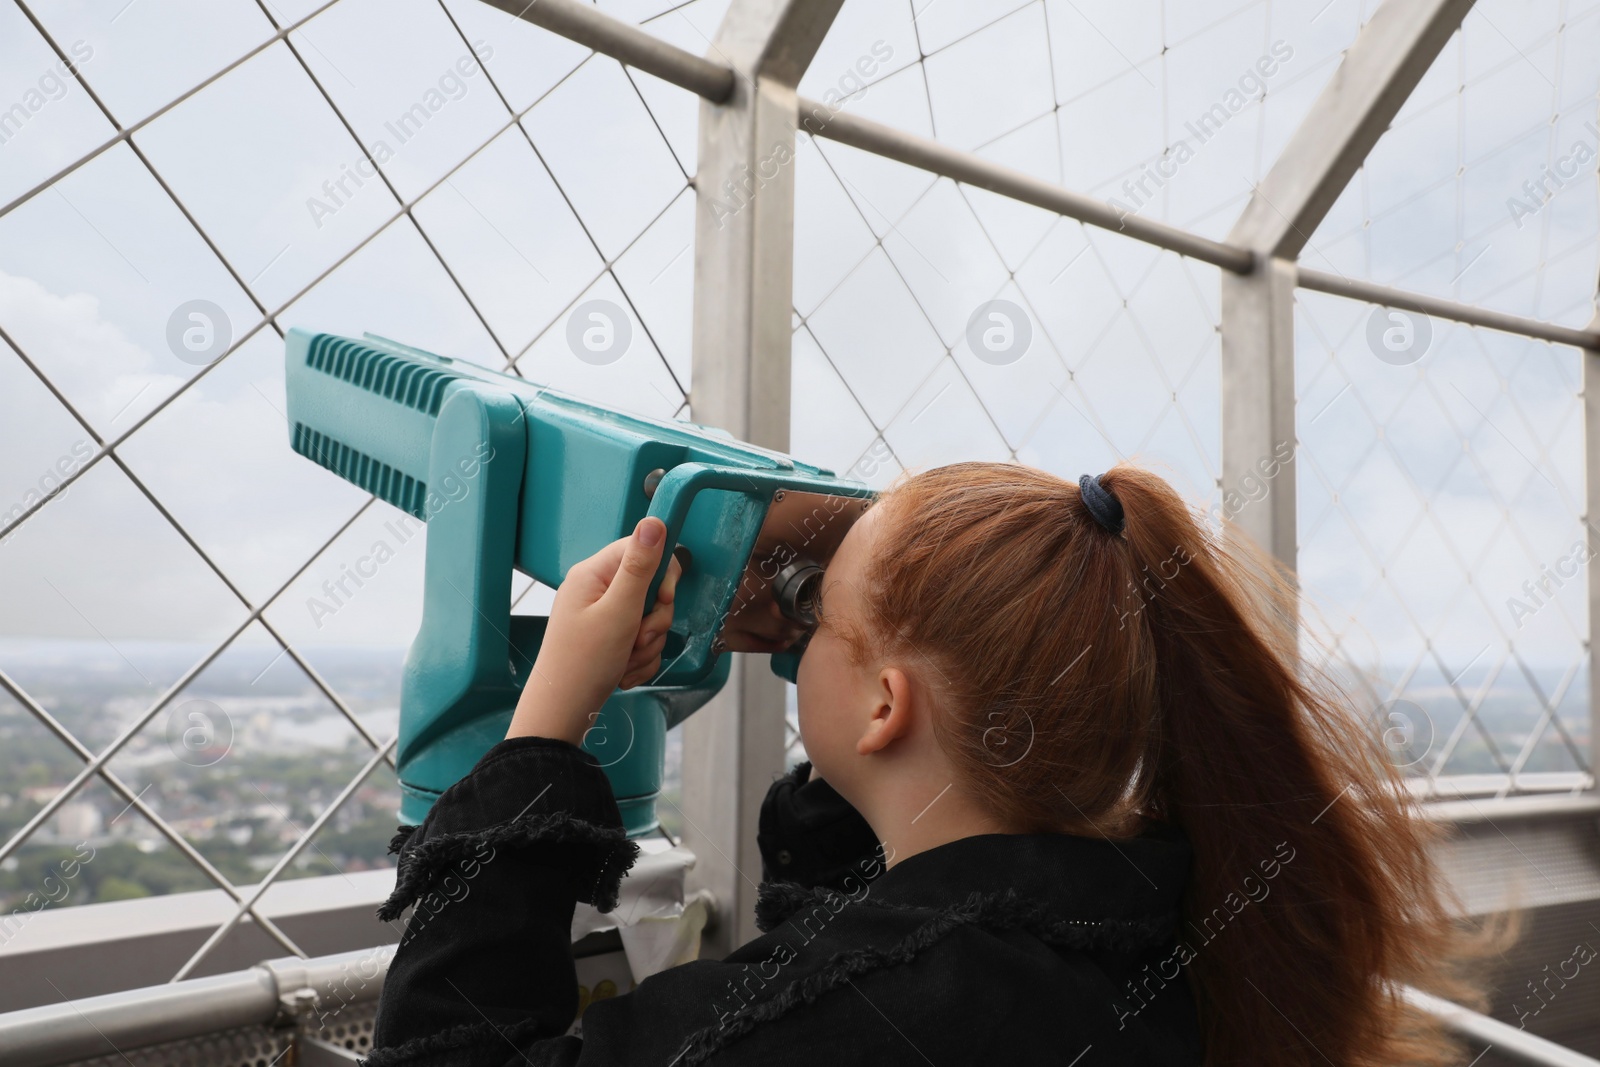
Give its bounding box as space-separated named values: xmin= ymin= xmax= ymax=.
xmin=361 ymin=735 xmax=639 ymax=1067
xmin=755 ymin=759 xmax=881 ymax=893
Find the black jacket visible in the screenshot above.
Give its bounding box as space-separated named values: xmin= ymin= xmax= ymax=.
xmin=363 ymin=736 xmax=1202 ymax=1066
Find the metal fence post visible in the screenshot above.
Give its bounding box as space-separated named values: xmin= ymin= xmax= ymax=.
xmin=1585 ymin=317 xmax=1600 ymax=789
xmin=681 ymin=0 xmax=846 ymax=955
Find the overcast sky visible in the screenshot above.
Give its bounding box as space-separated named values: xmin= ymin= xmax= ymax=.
xmin=0 ymin=0 xmax=1596 ymax=702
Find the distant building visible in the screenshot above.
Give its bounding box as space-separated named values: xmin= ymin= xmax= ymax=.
xmin=55 ymin=801 xmax=101 ymax=842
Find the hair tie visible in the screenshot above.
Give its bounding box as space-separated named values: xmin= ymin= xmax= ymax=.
xmin=1078 ymin=473 xmax=1124 ymax=535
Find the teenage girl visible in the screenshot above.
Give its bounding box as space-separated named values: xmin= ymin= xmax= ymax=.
xmin=362 ymin=460 xmax=1490 ymax=1067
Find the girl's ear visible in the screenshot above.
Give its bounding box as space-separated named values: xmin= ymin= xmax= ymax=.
xmin=856 ymin=666 xmax=915 ymax=756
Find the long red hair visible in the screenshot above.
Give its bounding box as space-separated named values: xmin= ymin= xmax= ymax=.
xmin=823 ymin=459 xmax=1502 ymax=1066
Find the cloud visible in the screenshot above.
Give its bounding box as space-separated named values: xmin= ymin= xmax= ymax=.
xmin=0 ymin=269 xmax=186 ymax=430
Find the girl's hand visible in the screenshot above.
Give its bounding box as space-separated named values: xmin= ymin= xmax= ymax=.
xmin=506 ymin=517 xmax=682 ymax=746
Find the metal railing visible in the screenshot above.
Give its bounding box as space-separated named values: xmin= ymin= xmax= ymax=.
xmin=1404 ymin=988 xmax=1600 ymax=1067
xmin=2 ymin=940 xmax=1590 ymax=1067
xmin=0 ymin=946 xmax=392 ymax=1067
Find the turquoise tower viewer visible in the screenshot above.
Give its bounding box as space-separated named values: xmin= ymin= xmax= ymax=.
xmin=283 ymin=329 xmax=875 ymax=837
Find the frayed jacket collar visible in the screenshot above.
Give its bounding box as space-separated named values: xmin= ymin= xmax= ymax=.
xmin=755 ymin=822 xmax=1191 ymax=935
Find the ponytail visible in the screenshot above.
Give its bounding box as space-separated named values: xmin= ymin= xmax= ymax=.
xmin=1107 ymin=464 xmax=1491 ymax=1065
xmin=846 ymin=460 xmax=1503 ymax=1067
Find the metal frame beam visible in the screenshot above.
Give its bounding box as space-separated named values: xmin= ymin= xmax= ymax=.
xmin=1230 ymin=0 xmax=1478 ymax=259
xmin=473 ymin=0 xmax=1253 ymax=270
xmin=679 ymin=0 xmax=845 ymax=955
xmin=1586 ymin=308 xmax=1600 ymax=787
xmin=470 ymin=0 xmax=1587 ymax=347
xmin=1219 ymin=0 xmax=1476 ymax=569
xmin=797 ymin=103 xmax=1252 ymax=272
xmin=1298 ymin=267 xmax=1600 ymax=350
xmin=1219 ymin=258 xmax=1300 ymax=565
xmin=476 ymin=0 xmax=734 ymax=101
